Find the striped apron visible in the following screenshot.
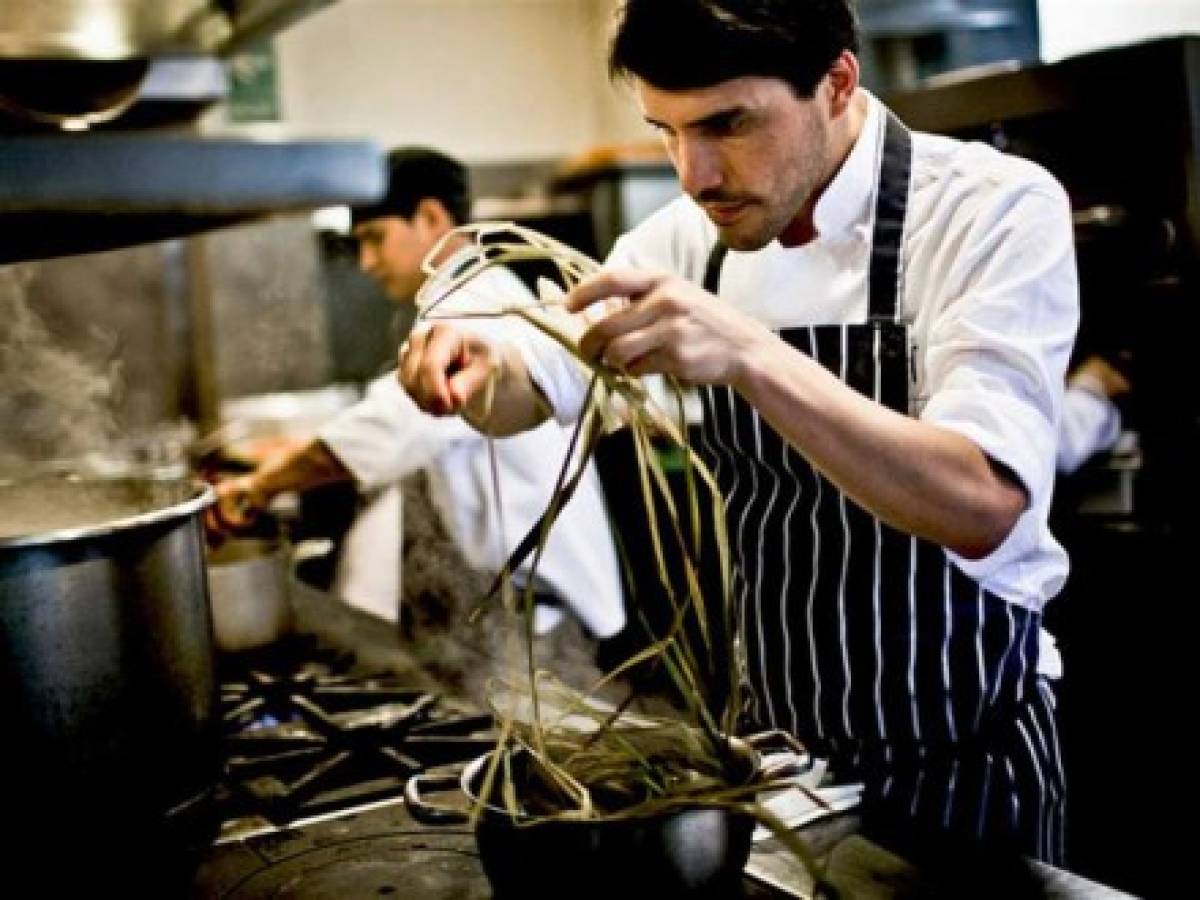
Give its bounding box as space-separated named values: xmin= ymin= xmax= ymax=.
xmin=699 ymin=113 xmax=1067 ymax=864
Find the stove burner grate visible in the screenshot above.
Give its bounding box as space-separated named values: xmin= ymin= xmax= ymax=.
xmin=217 ymin=643 xmax=493 ymax=825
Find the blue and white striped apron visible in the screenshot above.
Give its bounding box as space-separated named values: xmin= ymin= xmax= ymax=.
xmin=700 ymin=113 xmax=1066 ymax=864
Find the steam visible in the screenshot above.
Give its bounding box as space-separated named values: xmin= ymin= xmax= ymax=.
xmin=397 ymin=471 xmax=610 ymax=705
xmin=0 ymin=265 xmax=121 ymax=475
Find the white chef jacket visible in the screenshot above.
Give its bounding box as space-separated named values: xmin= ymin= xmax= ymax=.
xmin=319 ymin=261 xmax=626 ymax=640
xmin=1057 ymin=381 xmax=1122 ymax=474
xmin=517 ymin=91 xmax=1079 ymax=626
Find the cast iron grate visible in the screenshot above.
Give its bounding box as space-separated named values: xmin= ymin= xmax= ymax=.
xmin=217 ymin=637 xmax=493 ymax=824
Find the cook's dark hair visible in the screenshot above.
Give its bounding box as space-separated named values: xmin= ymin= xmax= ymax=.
xmin=609 ymin=0 xmax=860 ymax=98
xmin=351 ymin=146 xmax=471 ymax=227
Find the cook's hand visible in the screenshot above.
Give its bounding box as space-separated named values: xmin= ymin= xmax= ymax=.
xmin=203 ymin=475 xmax=267 ymax=538
xmin=399 ymin=324 xmax=498 ymax=416
xmin=567 ymin=270 xmax=769 ymax=385
xmin=1070 ymin=354 xmax=1131 ymax=399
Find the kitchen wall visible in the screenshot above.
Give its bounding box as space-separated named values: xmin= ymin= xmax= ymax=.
xmin=234 ymin=0 xmax=653 ymax=163
xmin=1039 ymin=0 xmax=1200 ymax=62
xmin=227 ymin=0 xmax=1200 ymax=162
xmin=191 ymin=0 xmax=659 ymax=406
xmin=204 ymin=216 xmax=334 ymax=399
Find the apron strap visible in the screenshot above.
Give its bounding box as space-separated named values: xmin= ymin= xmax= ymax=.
xmin=868 ymin=112 xmax=913 ymax=324
xmin=703 ymin=241 xmax=729 ymax=295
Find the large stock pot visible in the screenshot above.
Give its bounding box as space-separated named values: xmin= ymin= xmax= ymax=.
xmin=0 ymin=473 xmax=219 ymax=888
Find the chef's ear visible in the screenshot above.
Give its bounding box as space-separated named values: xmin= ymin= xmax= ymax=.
xmin=414 ymin=197 xmax=454 ymax=233
xmin=825 ymin=50 xmax=859 ymax=118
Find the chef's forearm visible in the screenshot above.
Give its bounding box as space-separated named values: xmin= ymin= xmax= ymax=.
xmin=249 ymin=439 xmax=354 ymax=501
xmin=733 ymin=334 xmax=1027 ymax=559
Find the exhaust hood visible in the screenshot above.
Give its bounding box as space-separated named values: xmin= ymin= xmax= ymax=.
xmin=0 ymin=0 xmax=385 ymax=263
xmin=0 ymin=0 xmax=339 ymax=60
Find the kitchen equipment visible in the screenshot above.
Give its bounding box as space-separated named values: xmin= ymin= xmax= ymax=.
xmin=0 ymin=57 xmax=149 ymax=128
xmin=0 ymin=136 xmax=386 ymax=263
xmin=218 ymin=385 xmax=363 ymax=439
xmin=549 ymin=144 xmax=678 ymax=258
xmin=217 ymin=649 xmax=495 ymax=829
xmin=753 ymin=781 xmax=865 ymax=842
xmin=192 ymin=583 xmax=1134 ymax=900
xmin=405 ymin=733 xmax=800 ymax=899
xmin=190 ymin=386 xmax=361 ymax=474
xmin=856 ymin=0 xmax=1035 ymax=91
xmin=207 ymin=536 xmax=294 ymax=651
xmin=0 ymin=2 xmax=386 ymax=264
xmin=206 ymin=534 xmax=337 ymax=651
xmin=0 ymin=473 xmax=219 ymax=889
xmin=0 ymin=0 xmax=338 ymax=60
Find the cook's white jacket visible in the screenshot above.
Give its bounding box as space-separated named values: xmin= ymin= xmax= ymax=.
xmin=320 ymin=260 xmax=626 ymax=639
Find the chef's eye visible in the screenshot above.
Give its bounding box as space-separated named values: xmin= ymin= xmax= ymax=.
xmin=699 ymin=112 xmax=744 ymax=138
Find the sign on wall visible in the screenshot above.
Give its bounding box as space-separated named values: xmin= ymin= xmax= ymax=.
xmin=227 ymin=43 xmax=280 ymax=123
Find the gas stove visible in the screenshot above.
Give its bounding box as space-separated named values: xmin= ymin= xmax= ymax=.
xmin=212 ymin=637 xmax=494 ymax=839
xmin=208 ymin=635 xmax=492 ymax=826
xmin=189 ymin=633 xmax=498 ymax=898
xmin=186 ymin=588 xmax=787 ymax=899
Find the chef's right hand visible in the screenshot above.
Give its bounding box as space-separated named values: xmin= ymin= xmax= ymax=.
xmin=399 ymin=324 xmax=498 ymax=416
xmin=203 ymin=475 xmax=268 ymax=539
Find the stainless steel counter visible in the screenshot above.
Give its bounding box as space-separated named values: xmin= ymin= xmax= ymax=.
xmin=746 ymin=816 xmax=1135 ymax=899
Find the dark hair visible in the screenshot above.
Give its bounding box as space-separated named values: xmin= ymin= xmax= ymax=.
xmin=351 ymin=146 xmax=471 ymax=227
xmin=609 ymin=0 xmax=860 ymax=98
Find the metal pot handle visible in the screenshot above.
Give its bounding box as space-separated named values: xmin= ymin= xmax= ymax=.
xmin=743 ymin=729 xmax=812 ymax=780
xmin=404 ymin=771 xmax=471 ymax=826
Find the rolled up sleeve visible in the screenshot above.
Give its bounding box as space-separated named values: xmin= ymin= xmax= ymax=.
xmin=512 ymin=200 xmax=710 ymax=425
xmin=918 ymin=184 xmax=1079 ymax=581
xmin=508 ymin=309 xmax=595 ymax=425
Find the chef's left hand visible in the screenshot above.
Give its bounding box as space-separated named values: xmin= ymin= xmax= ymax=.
xmin=567 ymin=270 xmax=770 ymax=386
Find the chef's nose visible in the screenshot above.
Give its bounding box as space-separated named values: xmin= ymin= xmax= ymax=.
xmin=676 ymin=136 xmax=722 ymax=199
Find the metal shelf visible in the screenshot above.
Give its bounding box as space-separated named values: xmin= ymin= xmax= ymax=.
xmin=0 ymin=135 xmax=385 ymax=262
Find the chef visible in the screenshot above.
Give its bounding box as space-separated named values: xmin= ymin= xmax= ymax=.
xmin=398 ymin=0 xmax=1077 ymax=872
xmin=207 ymin=147 xmax=625 ymax=647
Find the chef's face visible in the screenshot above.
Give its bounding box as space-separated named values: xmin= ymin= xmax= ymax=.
xmin=636 ymin=75 xmax=836 ymax=251
xmin=353 ymin=213 xmax=435 ymax=303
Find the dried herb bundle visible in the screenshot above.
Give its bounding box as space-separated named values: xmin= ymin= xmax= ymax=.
xmin=413 ymin=224 xmax=825 ymax=875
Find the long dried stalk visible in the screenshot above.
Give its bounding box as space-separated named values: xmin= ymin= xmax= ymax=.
xmin=413 ymin=222 xmax=778 ymax=826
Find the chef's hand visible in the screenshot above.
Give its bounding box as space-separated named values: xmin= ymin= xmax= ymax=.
xmin=203 ymin=474 xmax=268 ymax=539
xmin=399 ymin=324 xmax=498 ymax=416
xmin=567 ymin=270 xmax=770 ymax=385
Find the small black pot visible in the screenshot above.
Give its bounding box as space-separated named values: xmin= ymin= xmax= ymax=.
xmin=406 ymin=733 xmax=795 ymax=899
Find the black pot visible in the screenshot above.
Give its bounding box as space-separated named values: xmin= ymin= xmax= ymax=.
xmin=0 ymin=474 xmax=220 ymax=890
xmin=405 ymin=734 xmax=791 ymax=899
